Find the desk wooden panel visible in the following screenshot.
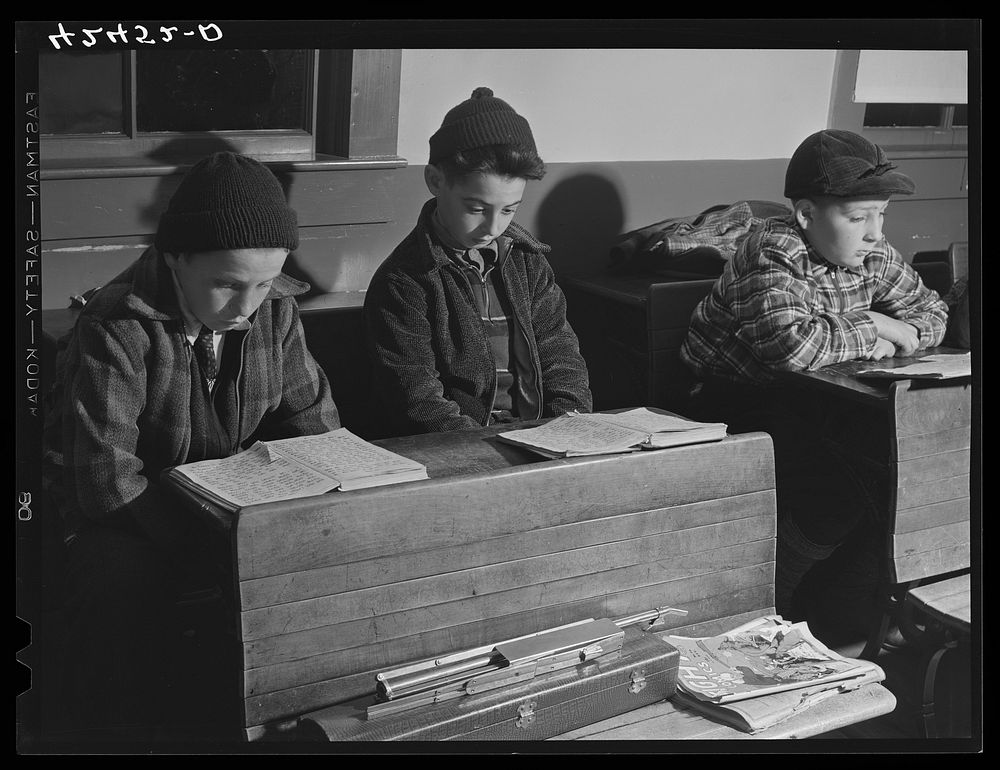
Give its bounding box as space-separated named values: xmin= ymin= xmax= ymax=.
xmin=224 ymin=428 xmax=777 ymax=740
xmin=781 ymin=351 xmax=973 ymax=658
xmin=888 ymin=379 xmax=972 ymax=586
xmin=563 ymin=273 xmax=715 ymax=412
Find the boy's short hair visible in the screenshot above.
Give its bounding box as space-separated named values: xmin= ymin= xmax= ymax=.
xmin=155 ymin=151 xmax=298 ymax=255
xmin=784 ymin=129 xmax=915 ymax=200
xmin=434 ymin=144 xmax=546 ymax=183
xmin=429 ymin=87 xmax=544 ymax=180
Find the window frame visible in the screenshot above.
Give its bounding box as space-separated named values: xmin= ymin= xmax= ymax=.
xmin=828 ymin=50 xmax=968 ymax=154
xmin=40 ymin=49 xmax=403 ymax=167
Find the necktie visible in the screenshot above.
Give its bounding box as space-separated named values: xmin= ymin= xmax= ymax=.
xmin=194 ymin=325 xmax=217 ymax=382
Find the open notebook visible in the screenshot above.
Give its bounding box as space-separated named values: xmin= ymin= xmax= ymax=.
xmin=166 ymin=428 xmax=428 ymax=512
xmin=497 ymin=408 xmax=727 ymax=459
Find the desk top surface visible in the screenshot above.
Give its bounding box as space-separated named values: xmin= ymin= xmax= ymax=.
xmin=780 ymin=346 xmax=971 ymax=406
xmin=370 ymin=421 xmax=547 ymax=481
xmin=168 ymin=419 xmax=772 ymax=533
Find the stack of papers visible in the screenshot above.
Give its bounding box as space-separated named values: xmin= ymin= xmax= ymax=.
xmin=666 ymin=615 xmax=885 ymax=733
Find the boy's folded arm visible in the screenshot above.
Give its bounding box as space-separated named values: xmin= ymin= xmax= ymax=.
xmin=65 ymin=320 xmax=187 ymax=551
xmin=748 ymin=310 xmax=880 ymax=372
xmin=732 ymin=261 xmax=881 ymax=371
xmin=528 ymin=265 xmax=593 ymax=414
xmin=863 ymin=311 xmax=921 ymax=356
xmin=868 ymin=249 xmax=950 ymax=348
xmin=268 ymin=305 xmax=341 ymax=436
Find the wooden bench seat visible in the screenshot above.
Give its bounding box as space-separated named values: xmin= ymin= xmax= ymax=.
xmin=905 ymin=573 xmax=973 ymax=738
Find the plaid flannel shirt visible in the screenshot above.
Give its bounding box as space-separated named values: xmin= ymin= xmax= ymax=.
xmin=680 ymin=215 xmax=949 ymax=386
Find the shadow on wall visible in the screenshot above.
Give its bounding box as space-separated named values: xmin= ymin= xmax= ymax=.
xmin=534 ymin=171 xmax=625 ymax=279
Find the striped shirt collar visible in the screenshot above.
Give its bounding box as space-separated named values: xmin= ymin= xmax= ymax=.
xmin=431 ymin=209 xmax=501 ymax=270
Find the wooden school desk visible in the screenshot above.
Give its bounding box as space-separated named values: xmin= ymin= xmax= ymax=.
xmin=562 ymin=272 xmax=716 ymax=414
xmin=164 ymin=421 xmax=894 ymax=742
xmin=779 ymin=348 xmax=974 ymax=661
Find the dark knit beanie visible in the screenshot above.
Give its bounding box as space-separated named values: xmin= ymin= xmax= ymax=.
xmin=155 ymin=152 xmax=299 ymax=254
xmin=428 ymin=87 xmax=537 ymax=165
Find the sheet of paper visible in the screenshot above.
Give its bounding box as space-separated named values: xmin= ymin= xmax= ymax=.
xmin=499 ymin=413 xmax=646 ymax=454
xmin=266 ymin=427 xmax=425 ymax=482
xmin=176 ymin=442 xmax=337 ymax=508
xmin=589 ymin=407 xmax=727 ymax=433
xmin=860 ymin=352 xmax=971 ymax=379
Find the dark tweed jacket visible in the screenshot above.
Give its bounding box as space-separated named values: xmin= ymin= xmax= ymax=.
xmin=43 ymin=246 xmax=340 ymax=550
xmin=364 ymin=199 xmax=592 ymax=435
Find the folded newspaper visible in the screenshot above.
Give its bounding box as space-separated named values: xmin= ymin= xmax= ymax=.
xmin=666 ymin=615 xmax=885 ymax=733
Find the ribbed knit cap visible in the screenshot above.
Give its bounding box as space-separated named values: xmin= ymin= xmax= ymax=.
xmin=784 ymin=129 xmax=915 ymax=200
xmin=155 ymin=152 xmax=299 ymax=254
xmin=429 ymin=87 xmax=536 ymax=165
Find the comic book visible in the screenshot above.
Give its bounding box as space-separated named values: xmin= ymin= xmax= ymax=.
xmin=666 ymin=615 xmax=883 ymax=705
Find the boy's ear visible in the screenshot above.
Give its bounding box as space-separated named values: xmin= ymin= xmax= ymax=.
xmin=163 ymin=251 xmax=182 ymax=270
xmin=793 ymin=199 xmax=814 ymax=230
xmin=424 ymin=164 xmax=446 ymax=196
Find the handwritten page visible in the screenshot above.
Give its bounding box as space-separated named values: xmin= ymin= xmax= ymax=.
xmin=266 ymin=428 xmax=427 ymax=484
xmin=859 ymin=352 xmax=971 ymax=380
xmin=499 ymin=413 xmax=646 ymax=455
xmin=174 ymin=442 xmax=337 ymax=508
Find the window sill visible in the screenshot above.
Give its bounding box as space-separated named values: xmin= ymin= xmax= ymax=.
xmin=40 ymin=153 xmax=408 ymax=181
xmin=881 ymin=146 xmax=969 ymax=160
xmin=298 ymin=291 xmax=367 ymax=313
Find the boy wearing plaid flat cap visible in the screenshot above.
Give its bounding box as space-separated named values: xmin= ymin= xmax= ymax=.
xmin=680 ymin=130 xmax=949 ymax=634
xmin=364 ymin=87 xmax=592 ymax=436
xmin=42 ymin=152 xmax=340 ymax=741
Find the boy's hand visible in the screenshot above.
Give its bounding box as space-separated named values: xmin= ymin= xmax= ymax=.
xmin=866 ymin=337 xmax=897 ymax=360
xmin=865 ymin=312 xmax=920 ymax=356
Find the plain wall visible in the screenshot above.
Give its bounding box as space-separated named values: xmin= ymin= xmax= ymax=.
xmin=41 ymin=48 xmax=968 ymax=310
xmin=398 ymin=49 xmax=838 ymax=163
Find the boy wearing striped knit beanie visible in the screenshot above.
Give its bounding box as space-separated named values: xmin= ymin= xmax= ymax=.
xmin=364 ymin=87 xmax=592 ymax=436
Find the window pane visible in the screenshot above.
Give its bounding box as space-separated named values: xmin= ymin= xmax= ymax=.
xmin=136 ymin=50 xmax=308 ymax=132
xmin=863 ymin=103 xmax=946 ymax=128
xmin=39 ymin=51 xmax=124 ymax=135
xmin=952 ymin=105 xmax=968 ymax=127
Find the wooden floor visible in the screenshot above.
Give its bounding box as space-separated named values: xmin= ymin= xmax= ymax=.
xmin=818 ymin=632 xmax=977 ymax=746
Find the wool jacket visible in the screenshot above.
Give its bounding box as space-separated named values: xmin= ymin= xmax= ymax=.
xmin=364 ymin=199 xmax=592 ymax=435
xmin=680 ymin=216 xmax=949 ymax=386
xmin=44 ymin=246 xmax=340 ymax=550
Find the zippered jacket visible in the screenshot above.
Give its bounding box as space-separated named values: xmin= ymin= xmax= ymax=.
xmin=364 ymin=199 xmax=592 ymax=435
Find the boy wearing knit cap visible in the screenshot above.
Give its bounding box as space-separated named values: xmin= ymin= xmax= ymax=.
xmin=364 ymin=87 xmax=592 ymax=435
xmin=680 ymin=130 xmax=949 ymax=637
xmin=42 ymin=152 xmax=340 ymax=741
